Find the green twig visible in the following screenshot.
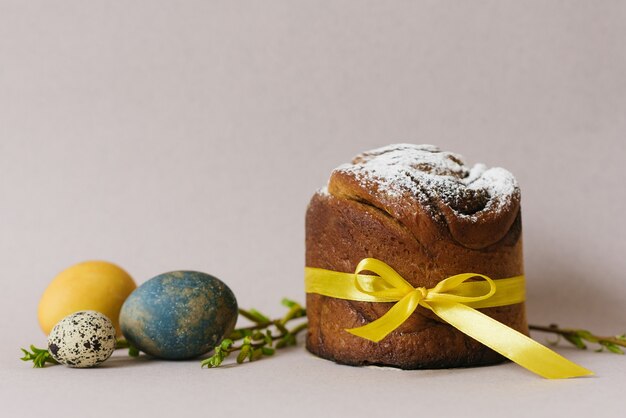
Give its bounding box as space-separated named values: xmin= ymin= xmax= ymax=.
xmin=114 ymin=339 xmax=140 ymax=357
xmin=530 ymin=324 xmax=626 ymax=354
xmin=20 ymin=345 xmax=59 ymax=368
xmin=201 ymin=298 xmax=308 ymax=368
xmin=20 ymin=339 xmax=140 ymax=367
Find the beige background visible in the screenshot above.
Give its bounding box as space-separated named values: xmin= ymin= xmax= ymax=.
xmin=1 ymin=1 xmax=625 ymax=417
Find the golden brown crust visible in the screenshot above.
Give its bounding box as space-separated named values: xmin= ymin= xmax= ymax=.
xmin=305 ymin=144 xmax=528 ymax=369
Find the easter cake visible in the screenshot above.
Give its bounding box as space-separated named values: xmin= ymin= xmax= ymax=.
xmin=305 ymin=144 xmax=527 ymax=369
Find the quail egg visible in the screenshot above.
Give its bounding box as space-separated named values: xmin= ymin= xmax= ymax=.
xmin=47 ymin=311 xmax=117 ymax=368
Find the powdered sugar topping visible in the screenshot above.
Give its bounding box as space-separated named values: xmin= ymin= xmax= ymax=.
xmin=332 ymin=144 xmax=519 ymax=221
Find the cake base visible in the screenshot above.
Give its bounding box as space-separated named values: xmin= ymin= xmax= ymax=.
xmin=305 ymin=190 xmax=528 ymax=370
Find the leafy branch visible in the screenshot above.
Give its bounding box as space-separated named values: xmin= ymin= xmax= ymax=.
xmin=20 ymin=345 xmax=59 ymax=368
xmin=20 ymin=339 xmax=139 ymax=368
xmin=201 ymin=298 xmax=307 ymax=368
xmin=530 ymin=324 xmax=626 ymax=354
xmin=114 ymin=339 xmax=141 ymax=357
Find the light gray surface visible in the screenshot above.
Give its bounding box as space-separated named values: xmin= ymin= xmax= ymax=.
xmin=1 ymin=1 xmax=625 ymax=417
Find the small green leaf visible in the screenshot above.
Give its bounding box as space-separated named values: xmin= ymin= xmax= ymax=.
xmin=604 ymin=343 xmax=624 ymax=355
xmin=564 ymin=334 xmax=586 ymax=350
xmin=575 ymin=330 xmax=598 ymax=343
xmin=237 ymin=346 xmax=250 ymax=364
xmin=262 ymin=347 xmax=275 ymax=356
xmin=281 ymin=298 xmax=297 ymax=308
xmin=221 ymin=339 xmax=234 ymax=350
xmin=238 ymin=308 xmax=269 ymax=324
xmin=248 ymin=309 xmax=270 ymax=324
xmin=201 ymin=354 xmax=221 ymax=368
xmin=281 ymin=307 xmax=301 ymax=324
xmin=128 ymin=345 xmax=140 ymax=357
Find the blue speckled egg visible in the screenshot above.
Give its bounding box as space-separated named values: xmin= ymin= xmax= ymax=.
xmin=119 ymin=271 xmax=238 ymax=360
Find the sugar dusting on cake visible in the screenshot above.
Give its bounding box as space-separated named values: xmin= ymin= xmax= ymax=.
xmin=332 ymin=144 xmax=519 ymax=222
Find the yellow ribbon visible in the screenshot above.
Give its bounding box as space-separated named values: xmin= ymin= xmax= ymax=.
xmin=305 ymin=258 xmax=593 ymax=379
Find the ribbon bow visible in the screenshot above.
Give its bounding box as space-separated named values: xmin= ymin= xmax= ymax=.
xmin=305 ymin=258 xmax=593 ymax=379
xmin=346 ymin=258 xmax=497 ymax=342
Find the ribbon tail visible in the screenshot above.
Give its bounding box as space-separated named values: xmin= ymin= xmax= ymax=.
xmin=429 ymin=302 xmax=594 ymax=379
xmin=346 ymin=292 xmax=421 ymax=343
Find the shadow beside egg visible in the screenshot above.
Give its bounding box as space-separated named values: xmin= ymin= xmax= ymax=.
xmin=94 ymin=353 xmax=154 ymax=369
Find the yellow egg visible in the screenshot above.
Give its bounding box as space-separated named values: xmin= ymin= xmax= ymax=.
xmin=38 ymin=261 xmax=137 ymax=336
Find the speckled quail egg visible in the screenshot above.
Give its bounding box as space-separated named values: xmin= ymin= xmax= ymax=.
xmin=47 ymin=311 xmax=117 ymax=368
